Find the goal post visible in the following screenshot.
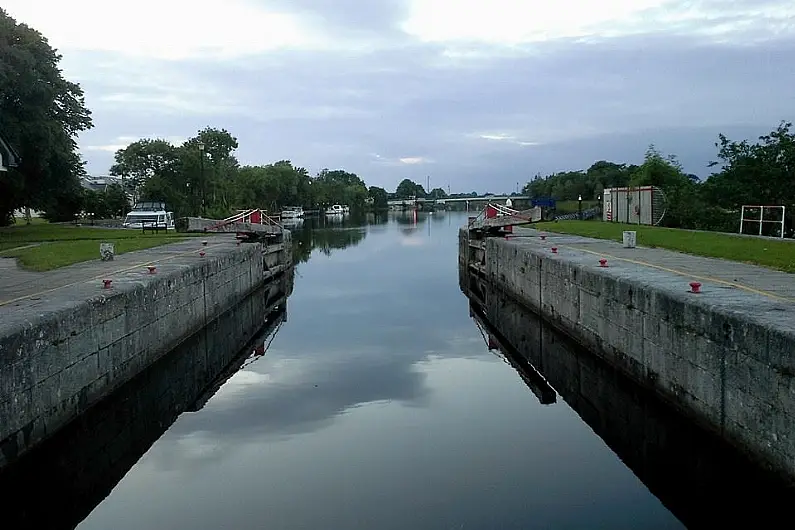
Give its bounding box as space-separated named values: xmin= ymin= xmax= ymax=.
xmin=739 ymin=205 xmax=786 ymax=238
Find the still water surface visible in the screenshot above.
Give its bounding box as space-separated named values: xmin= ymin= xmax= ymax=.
xmin=76 ymin=211 xmax=680 ymax=529
xmin=3 ymin=211 xmax=693 ymax=529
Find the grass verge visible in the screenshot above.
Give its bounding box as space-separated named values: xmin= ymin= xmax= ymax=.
xmin=0 ymin=222 xmax=201 ymax=271
xmin=2 ymin=238 xmax=191 ymax=272
xmin=535 ymin=220 xmax=795 ymax=273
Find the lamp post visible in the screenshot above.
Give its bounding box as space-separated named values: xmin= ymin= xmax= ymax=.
xmin=186 ymin=181 xmax=191 ymax=216
xmin=197 ymin=142 xmax=205 ymax=217
xmin=578 ymin=194 xmax=583 ymax=220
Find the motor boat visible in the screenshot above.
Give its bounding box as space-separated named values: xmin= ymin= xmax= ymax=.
xmin=122 ymin=201 xmax=175 ymax=230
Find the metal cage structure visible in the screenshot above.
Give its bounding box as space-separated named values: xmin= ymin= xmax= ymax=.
xmin=739 ymin=205 xmax=786 ymax=238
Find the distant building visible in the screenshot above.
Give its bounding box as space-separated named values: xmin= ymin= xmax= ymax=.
xmin=0 ymin=133 xmax=21 ymax=172
xmin=80 ymin=174 xmax=124 ymax=192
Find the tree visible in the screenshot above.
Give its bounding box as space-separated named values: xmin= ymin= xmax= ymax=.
xmin=631 ymin=146 xmax=702 ymax=228
xmin=110 ymin=139 xmax=181 ymax=202
xmin=396 ymin=178 xmax=425 ymax=198
xmin=428 ymin=187 xmax=447 ymax=199
xmin=0 ymin=8 xmax=93 ymax=224
xmin=103 ymin=183 xmax=130 ymax=217
xmin=368 ymin=186 xmax=388 ymax=209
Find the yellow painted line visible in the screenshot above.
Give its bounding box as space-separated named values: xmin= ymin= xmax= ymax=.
xmin=560 ymin=244 xmax=795 ymax=303
xmin=0 ymin=241 xmax=229 ymax=307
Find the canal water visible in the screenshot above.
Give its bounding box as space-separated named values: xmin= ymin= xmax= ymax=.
xmin=4 ymin=211 xmax=784 ymax=529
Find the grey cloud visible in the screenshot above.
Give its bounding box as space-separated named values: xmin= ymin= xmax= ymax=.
xmin=76 ymin=13 xmax=795 ymax=190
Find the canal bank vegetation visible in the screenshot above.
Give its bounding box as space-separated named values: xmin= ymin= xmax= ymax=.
xmin=524 ymin=122 xmax=795 ymax=236
xmin=536 ymin=221 xmax=795 ymax=273
xmin=0 ymin=222 xmax=198 ymax=271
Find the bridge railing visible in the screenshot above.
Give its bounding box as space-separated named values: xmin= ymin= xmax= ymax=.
xmin=207 ymin=209 xmax=283 ymax=231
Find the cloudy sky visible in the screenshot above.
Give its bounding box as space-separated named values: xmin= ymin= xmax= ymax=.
xmin=6 ymin=0 xmax=795 ymax=192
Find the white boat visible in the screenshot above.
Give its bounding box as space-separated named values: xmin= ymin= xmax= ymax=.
xmin=122 ymin=201 xmax=175 ymax=230
xmin=325 ymin=204 xmax=349 ymax=215
xmin=281 ymin=206 xmax=304 ymax=219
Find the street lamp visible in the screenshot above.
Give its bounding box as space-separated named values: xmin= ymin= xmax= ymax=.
xmin=197 ymin=142 xmax=205 ymax=217
xmin=578 ymin=194 xmax=583 ymax=220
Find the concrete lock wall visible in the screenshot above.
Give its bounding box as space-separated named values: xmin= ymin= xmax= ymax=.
xmin=0 ymin=243 xmax=273 ymax=465
xmin=465 ymin=229 xmax=795 ymax=479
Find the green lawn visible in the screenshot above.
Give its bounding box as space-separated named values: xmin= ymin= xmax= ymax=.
xmin=535 ymin=220 xmax=795 ymax=273
xmin=0 ymin=222 xmax=199 ymax=271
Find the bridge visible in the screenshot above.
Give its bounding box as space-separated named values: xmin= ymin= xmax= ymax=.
xmin=388 ymin=196 xmax=530 ymax=210
xmin=183 ymin=209 xmax=285 ymax=239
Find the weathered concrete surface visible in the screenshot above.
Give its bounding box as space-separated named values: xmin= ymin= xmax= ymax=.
xmin=0 ymin=282 xmax=290 ymax=529
xmin=460 ymin=226 xmax=795 ymax=479
xmin=463 ymin=278 xmax=795 ymax=528
xmin=0 ymin=235 xmax=290 ymax=465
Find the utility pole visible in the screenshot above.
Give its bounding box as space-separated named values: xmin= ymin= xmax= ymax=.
xmin=198 ymin=142 xmax=205 ymax=217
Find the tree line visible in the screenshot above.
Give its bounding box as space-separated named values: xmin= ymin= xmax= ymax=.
xmin=2 ymin=7 xmax=792 ymax=234
xmin=523 ymin=123 xmax=795 ymax=233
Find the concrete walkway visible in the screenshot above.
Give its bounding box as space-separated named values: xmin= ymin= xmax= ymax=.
xmin=0 ymin=236 xmax=236 ymax=314
xmin=513 ymin=227 xmax=795 ymax=304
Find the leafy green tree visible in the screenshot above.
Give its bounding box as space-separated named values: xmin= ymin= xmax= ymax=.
xmin=104 ymin=183 xmax=130 ymax=217
xmin=110 ymin=139 xmax=181 ymax=201
xmin=368 ymin=186 xmax=389 ymax=209
xmin=428 ymin=187 xmax=448 ymax=199
xmin=631 ymin=146 xmax=702 ymax=228
xmin=0 ymin=8 xmax=93 ymax=224
xmin=396 ymin=178 xmax=425 ymax=198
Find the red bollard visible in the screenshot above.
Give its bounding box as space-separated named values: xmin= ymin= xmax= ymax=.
xmin=199 ymin=250 xmax=206 ymax=258
xmin=102 ymin=279 xmax=112 ymax=289
xmin=147 ymin=265 xmax=157 ymax=274
xmin=599 ymin=259 xmax=608 ymax=267
xmin=689 ymin=282 xmax=702 ymax=294
xmin=551 ymin=247 xmax=558 ymax=254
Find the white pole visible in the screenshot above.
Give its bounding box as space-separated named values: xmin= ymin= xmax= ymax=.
xmin=739 ymin=206 xmax=745 ymax=234
xmin=759 ymin=206 xmax=764 ymax=235
xmin=781 ymin=206 xmax=786 ymax=239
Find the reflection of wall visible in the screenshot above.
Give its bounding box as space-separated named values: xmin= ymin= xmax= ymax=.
xmin=459 ymin=228 xmax=795 ymax=482
xmin=0 ymin=242 xmax=278 ymax=465
xmin=0 ymin=279 xmax=292 ymax=530
xmin=461 ymin=273 xmax=794 ymax=528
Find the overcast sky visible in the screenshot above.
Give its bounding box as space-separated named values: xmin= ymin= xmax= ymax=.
xmin=6 ymin=0 xmax=795 ymax=192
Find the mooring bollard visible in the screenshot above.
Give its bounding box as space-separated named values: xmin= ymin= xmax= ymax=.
xmin=102 ymin=279 xmax=112 ymax=289
xmin=202 ymin=240 xmax=208 ymax=246
xmin=199 ymin=250 xmax=206 ymax=257
xmin=689 ymin=282 xmax=702 ymax=294
xmin=599 ymin=259 xmax=608 ymax=267
xmin=147 ymin=265 xmax=157 ymax=274
xmin=551 ymin=247 xmax=558 ymax=254
xmin=540 ymin=235 xmax=547 ymax=240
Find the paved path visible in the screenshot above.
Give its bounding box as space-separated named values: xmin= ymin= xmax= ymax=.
xmin=0 ymin=236 xmax=234 ymax=310
xmin=513 ymin=227 xmax=795 ymax=304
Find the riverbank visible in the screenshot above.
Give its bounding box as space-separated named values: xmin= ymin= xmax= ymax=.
xmin=0 ymin=235 xmax=292 ymax=466
xmin=534 ymin=221 xmax=795 ymax=272
xmin=460 ymin=225 xmax=795 ymax=480
xmin=0 ymin=221 xmax=201 ymax=270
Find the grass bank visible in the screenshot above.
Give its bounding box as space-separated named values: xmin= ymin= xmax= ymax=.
xmin=0 ymin=222 xmax=199 ymax=271
xmin=535 ymin=220 xmax=795 ymax=273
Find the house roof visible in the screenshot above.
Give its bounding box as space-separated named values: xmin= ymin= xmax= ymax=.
xmin=0 ymin=133 xmax=21 ymax=171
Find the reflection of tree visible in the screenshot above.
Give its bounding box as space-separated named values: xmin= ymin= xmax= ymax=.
xmin=289 ymin=218 xmax=370 ymax=264
xmin=313 ymin=228 xmax=367 ymax=256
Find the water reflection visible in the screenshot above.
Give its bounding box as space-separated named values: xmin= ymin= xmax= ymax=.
xmin=0 ymin=279 xmax=292 ymax=530
xmin=461 ymin=270 xmax=795 ymax=528
xmin=289 ymin=212 xmax=384 ymax=264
